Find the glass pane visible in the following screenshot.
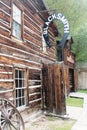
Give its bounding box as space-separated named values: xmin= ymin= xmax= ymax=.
xmin=19 ymin=79 xmax=22 ymax=87
xmin=15 ymin=79 xmax=19 ymax=87
xmin=22 ymin=97 xmax=25 ymax=105
xmin=21 ymin=89 xmax=24 ymax=96
xmin=19 ymin=98 xmax=21 ymax=106
xmin=19 ymin=70 xmax=22 ymax=78
xmin=16 ymin=98 xmax=19 ymax=107
xmin=16 ymin=90 xmax=18 ymax=98
xmin=22 ymin=71 xmax=24 ymax=78
xmin=22 ymin=80 xmax=25 ymax=87
xmin=15 ymin=70 xmax=18 ymax=78
xmin=13 ymin=21 xmax=21 ymax=39
xmin=18 ymin=89 xmax=21 ymax=98
xmin=13 ymin=4 xmax=21 ymax=24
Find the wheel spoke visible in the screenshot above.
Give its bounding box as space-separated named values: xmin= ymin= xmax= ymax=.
xmin=1 ymin=121 xmax=7 ymax=129
xmin=0 ymin=98 xmax=25 ymax=130
xmin=11 ymin=119 xmax=20 ymax=123
xmin=10 ymin=121 xmax=18 ymax=130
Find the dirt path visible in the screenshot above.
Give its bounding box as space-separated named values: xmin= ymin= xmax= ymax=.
xmin=25 ymin=115 xmax=75 ymax=130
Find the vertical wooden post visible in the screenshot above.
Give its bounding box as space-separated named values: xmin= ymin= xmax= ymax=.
xmin=42 ymin=64 xmax=49 ymax=110
xmin=61 ymin=66 xmax=66 ymax=115
xmin=47 ymin=64 xmax=54 ymax=112
xmin=26 ymin=68 xmax=29 ymax=106
xmin=74 ymin=69 xmax=78 ymax=91
xmin=54 ymin=63 xmax=61 ymax=114
xmin=63 ymin=66 xmax=70 ymax=95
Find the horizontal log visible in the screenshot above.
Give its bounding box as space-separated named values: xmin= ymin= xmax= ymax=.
xmin=29 ymin=85 xmax=41 ymax=89
xmin=0 ymin=35 xmax=56 ymax=63
xmin=24 ymin=8 xmax=41 ymax=26
xmin=0 ymin=10 xmax=10 ymax=23
xmin=0 ymin=25 xmax=10 ymax=37
xmin=24 ymin=27 xmax=41 ymax=43
xmin=0 ymin=20 xmax=10 ymax=30
xmin=0 ymin=1 xmax=11 ymax=14
xmin=0 ymin=73 xmax=13 ymax=79
xmin=24 ymin=14 xmax=41 ymax=33
xmin=0 ymin=53 xmax=41 ymax=66
xmin=0 ymin=89 xmax=13 ymax=93
xmin=29 ymin=93 xmax=41 ymax=101
xmin=0 ymin=0 xmax=11 ymax=7
xmin=24 ymin=32 xmax=41 ymax=47
xmin=29 ymin=98 xmax=41 ymax=104
xmin=29 ymin=80 xmax=41 ymax=86
xmin=0 ymin=82 xmax=13 ymax=89
xmin=29 ymin=67 xmax=41 ymax=70
xmin=0 ymin=72 xmax=12 ymax=74
xmin=0 ymin=43 xmax=40 ymax=61
xmin=29 ymin=87 xmax=41 ymax=94
xmin=29 ymin=80 xmax=41 ymax=82
xmin=29 ymin=92 xmax=41 ymax=96
xmin=0 ymin=63 xmax=13 ymax=67
xmin=0 ymin=79 xmax=13 ymax=82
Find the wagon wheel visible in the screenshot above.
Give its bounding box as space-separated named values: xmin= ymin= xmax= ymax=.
xmin=0 ymin=98 xmax=25 ymax=130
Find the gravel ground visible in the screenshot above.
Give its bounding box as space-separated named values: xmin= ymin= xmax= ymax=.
xmin=25 ymin=106 xmax=82 ymax=130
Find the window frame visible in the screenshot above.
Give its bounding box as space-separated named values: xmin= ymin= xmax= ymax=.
xmin=11 ymin=1 xmax=24 ymax=41
xmin=14 ymin=68 xmax=27 ymax=108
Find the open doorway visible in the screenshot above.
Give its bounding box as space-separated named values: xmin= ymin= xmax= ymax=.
xmin=69 ymin=69 xmax=74 ymax=92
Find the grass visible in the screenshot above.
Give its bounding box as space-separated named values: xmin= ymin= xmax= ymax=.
xmin=48 ymin=119 xmax=75 ymax=130
xmin=78 ymin=89 xmax=87 ymax=94
xmin=66 ymin=97 xmax=83 ymax=107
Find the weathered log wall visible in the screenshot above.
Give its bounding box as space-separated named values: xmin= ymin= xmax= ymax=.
xmin=0 ymin=0 xmax=56 ymax=121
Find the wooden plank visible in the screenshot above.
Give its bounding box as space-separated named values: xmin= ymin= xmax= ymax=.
xmin=29 ymin=93 xmax=41 ymax=101
xmin=0 ymin=10 xmax=10 ymax=23
xmin=26 ymin=68 xmax=29 ymax=106
xmin=47 ymin=64 xmax=54 ymax=112
xmin=29 ymin=87 xmax=41 ymax=94
xmin=62 ymin=66 xmax=70 ymax=95
xmin=54 ymin=63 xmax=61 ymax=114
xmin=0 ymin=79 xmax=13 ymax=82
xmin=0 ymin=0 xmax=11 ymax=7
xmin=74 ymin=69 xmax=78 ymax=91
xmin=61 ymin=66 xmax=66 ymax=115
xmin=42 ymin=64 xmax=48 ymax=110
xmin=0 ymin=2 xmax=11 ymax=14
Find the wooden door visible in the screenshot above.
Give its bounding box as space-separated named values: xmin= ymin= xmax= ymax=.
xmin=42 ymin=63 xmax=66 ymax=115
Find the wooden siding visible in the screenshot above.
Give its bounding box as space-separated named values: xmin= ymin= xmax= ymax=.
xmin=0 ymin=0 xmax=78 ymax=121
xmin=64 ymin=48 xmax=75 ymax=68
xmin=0 ymin=0 xmax=57 ymax=122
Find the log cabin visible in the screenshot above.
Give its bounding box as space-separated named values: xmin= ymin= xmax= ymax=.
xmin=0 ymin=0 xmax=59 ymax=122
xmin=0 ymin=0 xmax=78 ymax=121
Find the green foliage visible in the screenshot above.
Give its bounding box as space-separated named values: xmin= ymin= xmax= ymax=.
xmin=72 ymin=23 xmax=87 ymax=61
xmin=45 ymin=0 xmax=87 ymax=62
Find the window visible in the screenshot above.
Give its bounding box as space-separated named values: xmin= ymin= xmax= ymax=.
xmin=42 ymin=35 xmax=47 ymax=52
xmin=12 ymin=4 xmax=22 ymax=40
xmin=15 ymin=69 xmax=26 ymax=107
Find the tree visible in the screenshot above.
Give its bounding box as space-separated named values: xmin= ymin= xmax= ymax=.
xmin=72 ymin=24 xmax=87 ymax=62
xmin=45 ymin=0 xmax=87 ymax=62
